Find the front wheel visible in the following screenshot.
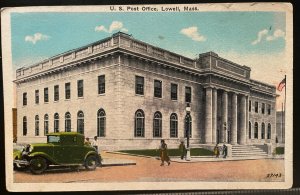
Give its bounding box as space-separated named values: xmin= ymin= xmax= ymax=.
xmin=84 ymin=155 xmax=97 ymax=170
xmin=29 ymin=157 xmax=47 ymax=174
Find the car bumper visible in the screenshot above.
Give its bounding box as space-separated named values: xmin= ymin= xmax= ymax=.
xmin=14 ymin=160 xmax=30 ymax=166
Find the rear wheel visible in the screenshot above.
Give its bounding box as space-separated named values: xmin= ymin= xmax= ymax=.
xmin=84 ymin=155 xmax=97 ymax=170
xmin=29 ymin=157 xmax=47 ymax=174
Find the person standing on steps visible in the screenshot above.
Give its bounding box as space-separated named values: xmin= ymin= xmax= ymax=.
xmin=159 ymin=139 xmax=171 ymax=166
xmin=214 ymin=144 xmax=220 ymax=158
xmin=222 ymin=144 xmax=228 ymax=158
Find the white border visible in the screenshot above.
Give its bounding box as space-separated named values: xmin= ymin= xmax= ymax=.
xmin=2 ymin=3 xmax=293 ymax=191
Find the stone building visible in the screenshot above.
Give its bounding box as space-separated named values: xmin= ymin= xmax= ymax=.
xmin=14 ymin=32 xmax=277 ymax=150
xmin=276 ymin=111 xmax=285 ymax=144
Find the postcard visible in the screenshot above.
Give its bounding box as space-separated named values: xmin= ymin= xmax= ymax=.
xmin=2 ymin=3 xmax=293 ymax=191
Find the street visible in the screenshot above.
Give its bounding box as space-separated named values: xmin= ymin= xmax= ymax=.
xmin=14 ymin=152 xmax=285 ymax=183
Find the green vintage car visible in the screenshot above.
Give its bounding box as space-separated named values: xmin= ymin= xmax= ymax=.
xmin=13 ymin=132 xmax=101 ymax=174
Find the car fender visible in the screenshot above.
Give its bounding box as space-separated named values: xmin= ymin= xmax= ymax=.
xmin=13 ymin=150 xmax=22 ymax=160
xmin=84 ymin=151 xmax=100 ymax=162
xmin=28 ymin=152 xmax=58 ymax=164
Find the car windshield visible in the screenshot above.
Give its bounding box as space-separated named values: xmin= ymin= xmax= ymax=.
xmin=47 ymin=135 xmax=60 ymax=143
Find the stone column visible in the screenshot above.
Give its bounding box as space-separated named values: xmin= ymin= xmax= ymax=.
xmin=205 ymin=87 xmax=213 ymax=144
xmin=231 ymin=93 xmax=238 ymax=144
xmin=212 ymin=88 xmax=218 ymax=144
xmin=221 ymin=91 xmax=228 ymax=143
xmin=239 ymin=95 xmax=247 ymax=144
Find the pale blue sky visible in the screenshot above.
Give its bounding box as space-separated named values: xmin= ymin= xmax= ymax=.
xmin=11 ymin=12 xmax=286 ymax=69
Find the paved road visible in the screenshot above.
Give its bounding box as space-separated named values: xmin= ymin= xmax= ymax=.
xmin=14 ymin=152 xmax=284 ymax=183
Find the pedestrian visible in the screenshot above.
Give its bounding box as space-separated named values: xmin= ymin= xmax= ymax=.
xmin=179 ymin=141 xmax=186 ymax=160
xmin=159 ymin=139 xmax=171 ymax=166
xmin=214 ymin=144 xmax=220 ymax=158
xmin=85 ymin=137 xmax=91 ymax=146
xmin=91 ymin=136 xmax=100 ymax=154
xmin=222 ymin=144 xmax=228 ymax=158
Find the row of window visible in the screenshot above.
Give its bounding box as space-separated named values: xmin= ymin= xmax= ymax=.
xmin=22 ymin=109 xmax=192 ymax=138
xmin=22 ymin=109 xmax=106 ymax=137
xmin=248 ymin=122 xmax=272 ymax=139
xmin=135 ymin=76 xmax=192 ymax=102
xmin=249 ymin=100 xmax=271 ymax=115
xmin=22 ymin=75 xmax=105 ymax=106
xmin=22 ymin=75 xmax=192 ymax=106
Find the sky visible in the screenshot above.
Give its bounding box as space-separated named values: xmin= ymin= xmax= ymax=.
xmin=10 ymin=11 xmax=287 ymax=109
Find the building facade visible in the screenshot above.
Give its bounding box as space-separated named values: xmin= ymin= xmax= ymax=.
xmin=15 ymin=32 xmax=277 ymax=150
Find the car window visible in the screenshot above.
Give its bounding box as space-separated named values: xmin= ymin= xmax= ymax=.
xmin=48 ymin=135 xmax=60 ymax=143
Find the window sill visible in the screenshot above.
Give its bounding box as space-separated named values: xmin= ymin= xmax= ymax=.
xmin=98 ymin=93 xmax=105 ymax=96
xmin=171 ymin=99 xmax=178 ymax=102
xmin=77 ymin=97 xmax=84 ymax=99
xmin=135 ymin=94 xmax=144 ymax=97
xmin=154 ymin=96 xmax=162 ymax=99
xmin=65 ymin=99 xmax=71 ymax=101
xmin=44 ymin=102 xmax=49 ymax=104
xmin=53 ymin=100 xmax=59 ymax=103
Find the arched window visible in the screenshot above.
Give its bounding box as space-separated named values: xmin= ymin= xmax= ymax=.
xmin=97 ymin=109 xmax=106 ymax=137
xmin=248 ymin=121 xmax=251 ymax=139
xmin=44 ymin=114 xmax=49 ymax=135
xmin=54 ymin=113 xmax=59 ymax=132
xmin=254 ymin=122 xmax=258 ymax=139
xmin=185 ymin=114 xmax=192 ymax=138
xmin=35 ymin=115 xmax=39 ymax=136
xmin=77 ymin=111 xmax=84 ymax=134
xmin=23 ymin=116 xmax=27 ymax=136
xmin=267 ymin=123 xmax=271 ymax=139
xmin=65 ymin=112 xmax=71 ymax=132
xmin=134 ymin=109 xmax=145 ymax=137
xmin=153 ymin=112 xmax=162 ymax=137
xmin=170 ymin=113 xmax=178 ymax=138
xmin=261 ymin=123 xmax=265 ymax=139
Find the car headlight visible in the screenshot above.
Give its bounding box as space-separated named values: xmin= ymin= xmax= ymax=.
xmin=29 ymin=145 xmax=33 ymax=153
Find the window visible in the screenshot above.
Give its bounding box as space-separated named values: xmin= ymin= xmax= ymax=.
xmin=254 ymin=122 xmax=258 ymax=139
xmin=65 ymin=112 xmax=71 ymax=132
xmin=44 ymin=114 xmax=49 ymax=135
xmin=97 ymin=109 xmax=106 ymax=137
xmin=35 ymin=90 xmax=39 ymax=104
xmin=44 ymin=88 xmax=49 ymax=103
xmin=171 ymin=83 xmax=178 ymax=100
xmin=35 ymin=115 xmax=39 ymax=136
xmin=267 ymin=124 xmax=271 ymax=139
xmin=77 ymin=80 xmax=84 ymax=97
xmin=255 ymin=101 xmax=258 ymax=113
xmin=153 ymin=112 xmax=162 ymax=137
xmin=54 ymin=113 xmax=59 ymax=132
xmin=23 ymin=116 xmax=27 ymax=136
xmin=65 ymin=83 xmax=71 ymax=99
xmin=249 ymin=101 xmax=252 ymax=112
xmin=134 ymin=109 xmax=145 ymax=137
xmin=154 ymin=80 xmax=162 ymax=98
xmin=249 ymin=122 xmax=251 ymax=139
xmin=170 ymin=113 xmax=178 ymax=137
xmin=23 ymin=93 xmax=27 ymax=106
xmin=267 ymin=104 xmax=271 ymax=115
xmin=185 ymin=86 xmax=191 ymax=103
xmin=262 ymin=103 xmax=265 ymax=114
xmin=135 ymin=76 xmax=144 ymax=95
xmin=77 ymin=111 xmax=84 ymax=134
xmin=184 ymin=114 xmax=192 ymax=138
xmin=54 ymin=85 xmax=59 ymax=101
xmin=261 ymin=123 xmax=265 ymax=139
xmin=98 ymin=75 xmax=105 ymax=94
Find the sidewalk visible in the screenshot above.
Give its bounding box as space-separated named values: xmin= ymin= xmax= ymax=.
xmin=101 ymin=157 xmax=136 ymax=167
xmin=106 ymin=151 xmax=284 ymax=163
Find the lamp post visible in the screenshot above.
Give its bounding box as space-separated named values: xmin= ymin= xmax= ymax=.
xmin=185 ymin=103 xmax=191 ymax=161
